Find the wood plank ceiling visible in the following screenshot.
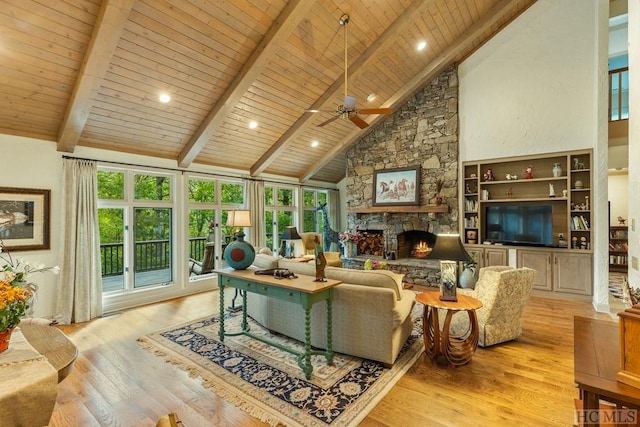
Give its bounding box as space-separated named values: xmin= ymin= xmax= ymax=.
xmin=0 ymin=0 xmax=536 ymax=184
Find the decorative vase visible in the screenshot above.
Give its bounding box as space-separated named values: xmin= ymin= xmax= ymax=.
xmin=552 ymin=163 xmax=562 ymax=177
xmin=459 ymin=267 xmax=477 ymax=289
xmin=223 ymin=232 xmax=255 ymax=270
xmin=0 ymin=327 xmax=15 ymax=353
xmin=342 ymin=242 xmax=356 ymax=258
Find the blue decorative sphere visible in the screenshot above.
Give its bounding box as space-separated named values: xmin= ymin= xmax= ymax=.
xmin=223 ymin=235 xmax=255 ymax=270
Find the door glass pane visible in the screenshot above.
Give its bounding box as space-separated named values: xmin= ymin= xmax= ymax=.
xmin=188 ymin=179 xmax=215 ymax=203
xmin=134 ymin=174 xmax=170 ymax=201
xmin=221 ymin=182 xmax=244 ymax=204
xmin=188 ymin=208 xmax=215 ymax=276
xmin=97 ymin=171 xmax=124 ymax=200
xmin=134 ymin=208 xmax=172 ymax=288
xmin=277 ymin=188 xmax=293 ymax=206
xmin=318 ymin=192 xmax=327 ymax=205
xmin=303 ymin=190 xmax=315 ymax=207
xmin=303 ymin=210 xmax=316 ymax=232
xmin=265 ymin=187 xmax=274 ymax=206
xmin=99 ymin=208 xmax=124 ymax=292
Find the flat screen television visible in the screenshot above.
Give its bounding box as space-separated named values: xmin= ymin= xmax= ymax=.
xmin=484 ymin=204 xmax=553 ymax=247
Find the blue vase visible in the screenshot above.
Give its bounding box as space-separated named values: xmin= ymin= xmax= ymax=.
xmin=223 ymin=233 xmax=255 ymax=270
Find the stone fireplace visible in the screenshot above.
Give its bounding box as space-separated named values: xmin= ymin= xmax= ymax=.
xmin=341 ymin=65 xmax=460 ymax=286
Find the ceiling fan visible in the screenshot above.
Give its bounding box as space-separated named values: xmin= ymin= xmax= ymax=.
xmin=305 ymin=14 xmax=393 ymax=129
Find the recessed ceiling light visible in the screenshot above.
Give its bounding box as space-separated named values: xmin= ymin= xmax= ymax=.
xmin=366 ymin=94 xmax=376 ymax=102
xmin=416 ymin=41 xmax=427 ymax=51
xmin=159 ymin=93 xmax=171 ymax=103
xmin=248 ymin=121 xmax=258 ymax=129
xmin=311 ymin=140 xmax=319 ymax=147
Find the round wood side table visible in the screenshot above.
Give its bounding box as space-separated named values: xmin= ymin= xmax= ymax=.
xmin=416 ymin=291 xmax=483 ymax=368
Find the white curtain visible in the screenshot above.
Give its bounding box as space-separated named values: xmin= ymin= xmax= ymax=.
xmin=327 ymin=190 xmax=341 ymax=251
xmin=248 ymin=180 xmax=266 ymax=248
xmin=55 ymin=158 xmax=102 ymax=324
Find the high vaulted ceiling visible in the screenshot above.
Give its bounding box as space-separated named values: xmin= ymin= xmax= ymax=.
xmin=1 ymin=0 xmax=536 ymax=183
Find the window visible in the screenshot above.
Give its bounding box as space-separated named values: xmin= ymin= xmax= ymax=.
xmin=186 ymin=176 xmax=245 ymax=276
xmin=264 ymin=184 xmax=297 ymax=252
xmin=97 ymin=168 xmax=175 ymax=294
xmin=302 ymin=189 xmax=328 ymax=233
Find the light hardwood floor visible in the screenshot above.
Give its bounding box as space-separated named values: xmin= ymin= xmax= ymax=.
xmin=49 ymin=290 xmax=613 ymax=427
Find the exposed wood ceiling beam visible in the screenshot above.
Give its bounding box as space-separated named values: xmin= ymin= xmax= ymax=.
xmin=57 ymin=0 xmax=135 ymax=153
xmin=300 ymin=0 xmax=531 ymax=182
xmin=177 ymin=0 xmax=312 ymax=168
xmin=249 ymin=0 xmax=431 ymax=177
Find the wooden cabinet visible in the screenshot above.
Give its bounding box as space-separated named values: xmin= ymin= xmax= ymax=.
xmin=517 ymin=248 xmax=592 ymax=295
xmin=465 ymin=245 xmax=508 ymax=268
xmin=517 ymin=250 xmax=552 ymax=291
xmin=609 ymin=226 xmax=628 ymax=272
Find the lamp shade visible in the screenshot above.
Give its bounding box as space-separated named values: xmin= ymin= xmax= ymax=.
xmin=226 ymin=210 xmax=251 ymax=227
xmin=281 ymin=226 xmax=301 ymax=240
xmin=428 ymin=234 xmax=471 ymax=262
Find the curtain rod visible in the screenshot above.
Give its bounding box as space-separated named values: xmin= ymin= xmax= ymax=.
xmin=61 ymin=155 xmax=338 ymax=191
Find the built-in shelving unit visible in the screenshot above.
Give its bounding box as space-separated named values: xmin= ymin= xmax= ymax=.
xmin=609 ymin=226 xmax=628 ymax=272
xmin=461 ymin=149 xmax=592 ymax=251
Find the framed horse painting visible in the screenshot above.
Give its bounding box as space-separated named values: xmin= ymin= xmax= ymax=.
xmin=372 ymin=166 xmax=420 ymax=207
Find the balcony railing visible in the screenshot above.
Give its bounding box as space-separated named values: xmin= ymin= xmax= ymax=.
xmin=609 ymin=66 xmax=629 ymax=122
xmin=100 ymin=237 xmax=208 ymax=277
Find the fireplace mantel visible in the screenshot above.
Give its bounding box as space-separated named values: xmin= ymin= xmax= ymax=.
xmin=345 ymin=205 xmax=449 ymax=214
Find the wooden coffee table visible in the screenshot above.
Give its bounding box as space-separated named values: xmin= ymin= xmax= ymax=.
xmin=416 ymin=291 xmax=482 ymax=367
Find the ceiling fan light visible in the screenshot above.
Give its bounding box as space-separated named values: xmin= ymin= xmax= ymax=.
xmin=344 ymin=96 xmax=357 ymax=110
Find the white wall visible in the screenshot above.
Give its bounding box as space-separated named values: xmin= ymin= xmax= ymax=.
xmin=608 ymin=173 xmax=629 ymax=225
xmin=1 ymin=135 xmax=63 ymax=318
xmin=458 ymin=0 xmax=609 ymax=309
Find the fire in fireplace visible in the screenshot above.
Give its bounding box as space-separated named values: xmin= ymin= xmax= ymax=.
xmin=412 ymin=241 xmax=431 ymax=259
xmin=397 ymin=230 xmax=437 ymax=259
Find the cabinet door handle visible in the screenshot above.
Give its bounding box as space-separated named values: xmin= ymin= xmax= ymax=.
xmin=262 ymin=287 xmax=268 ymax=292
xmin=288 ymin=292 xmax=294 ymax=296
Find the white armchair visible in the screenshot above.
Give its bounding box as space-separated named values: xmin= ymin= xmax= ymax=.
xmin=444 ymin=266 xmax=536 ymax=347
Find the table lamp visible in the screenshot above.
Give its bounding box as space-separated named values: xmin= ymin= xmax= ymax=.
xmin=428 ymin=233 xmax=471 ymax=302
xmin=223 ymin=210 xmax=255 ymax=270
xmin=279 ymin=226 xmax=301 ymax=258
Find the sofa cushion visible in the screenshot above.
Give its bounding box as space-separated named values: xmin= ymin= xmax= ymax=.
xmin=252 ymin=253 xmax=279 ymax=270
xmin=325 ymin=267 xmax=404 ymax=300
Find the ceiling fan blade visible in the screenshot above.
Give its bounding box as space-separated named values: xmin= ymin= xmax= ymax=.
xmin=305 ymin=109 xmax=335 ymax=113
xmin=350 ymin=114 xmax=369 ymax=129
xmin=357 ymin=108 xmax=393 ymax=115
xmin=344 ymin=95 xmax=357 ymax=110
xmin=317 ymin=116 xmax=339 ymax=127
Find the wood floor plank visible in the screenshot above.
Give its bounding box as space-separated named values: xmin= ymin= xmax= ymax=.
xmin=47 ymin=290 xmax=614 ymax=426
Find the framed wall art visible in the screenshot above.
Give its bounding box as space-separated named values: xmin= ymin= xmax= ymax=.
xmin=373 ymin=166 xmax=421 ymax=207
xmin=0 ymin=187 xmax=50 ymax=251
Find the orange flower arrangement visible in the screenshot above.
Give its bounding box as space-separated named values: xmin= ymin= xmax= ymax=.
xmin=0 ymin=280 xmax=31 ymax=331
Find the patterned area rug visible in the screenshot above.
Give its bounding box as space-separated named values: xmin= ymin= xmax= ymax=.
xmin=139 ymin=307 xmax=423 ymax=427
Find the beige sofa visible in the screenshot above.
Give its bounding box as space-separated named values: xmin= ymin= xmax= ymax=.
xmin=245 ymin=255 xmax=416 ymax=365
xmin=446 ymin=266 xmax=536 ymax=347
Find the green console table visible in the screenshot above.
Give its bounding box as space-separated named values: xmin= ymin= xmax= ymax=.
xmin=216 ymin=268 xmax=342 ymax=379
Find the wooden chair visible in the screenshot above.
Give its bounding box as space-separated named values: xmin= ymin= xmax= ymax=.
xmin=189 ymin=241 xmax=215 ymax=275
